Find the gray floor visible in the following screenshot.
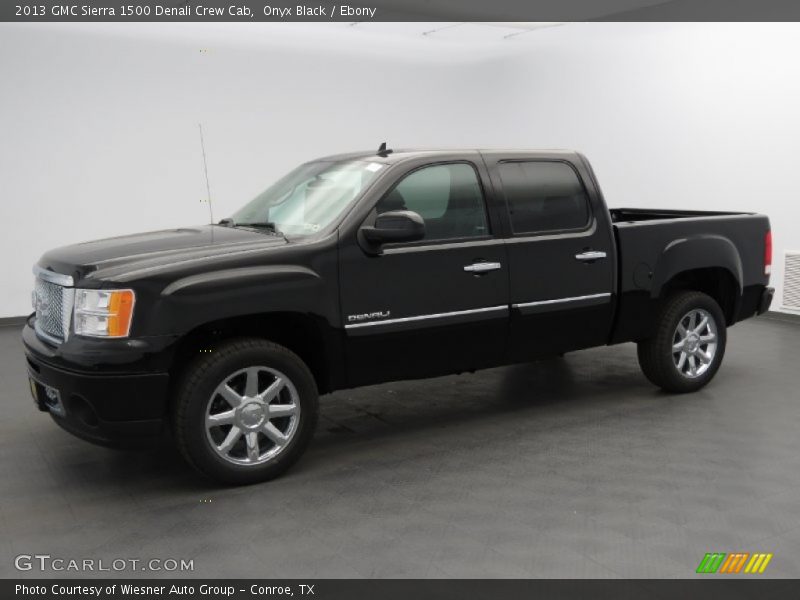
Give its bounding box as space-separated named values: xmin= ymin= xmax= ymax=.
xmin=1 ymin=315 xmax=799 ymax=579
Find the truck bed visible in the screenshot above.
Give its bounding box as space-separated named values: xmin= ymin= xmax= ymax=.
xmin=610 ymin=208 xmax=750 ymax=223
xmin=608 ymin=207 xmax=771 ymax=345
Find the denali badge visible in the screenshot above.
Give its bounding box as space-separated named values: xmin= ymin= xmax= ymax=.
xmin=347 ymin=311 xmax=391 ymax=323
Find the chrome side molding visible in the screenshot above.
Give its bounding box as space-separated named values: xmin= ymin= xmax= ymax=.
xmin=345 ymin=305 xmax=508 ymax=329
xmin=512 ymin=292 xmax=611 ymax=310
xmin=344 ymin=294 xmax=611 ymax=332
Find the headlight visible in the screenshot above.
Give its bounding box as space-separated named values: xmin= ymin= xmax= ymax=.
xmin=73 ymin=289 xmax=135 ymax=338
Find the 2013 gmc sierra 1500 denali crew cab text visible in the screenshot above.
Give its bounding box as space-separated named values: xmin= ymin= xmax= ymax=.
xmin=23 ymin=148 xmax=775 ymax=484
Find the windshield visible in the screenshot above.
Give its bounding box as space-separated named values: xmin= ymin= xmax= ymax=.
xmin=230 ymin=160 xmax=384 ymax=237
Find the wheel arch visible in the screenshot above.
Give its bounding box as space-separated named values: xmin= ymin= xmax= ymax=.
xmin=167 ymin=311 xmax=342 ymax=397
xmin=651 ymin=235 xmax=743 ymax=325
xmin=657 ymin=267 xmax=740 ymax=325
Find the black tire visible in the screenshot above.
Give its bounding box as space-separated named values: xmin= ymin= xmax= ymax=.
xmin=173 ymin=338 xmax=318 ymax=485
xmin=637 ymin=291 xmax=727 ymax=393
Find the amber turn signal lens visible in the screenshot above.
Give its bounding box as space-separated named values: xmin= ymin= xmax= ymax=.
xmin=106 ymin=290 xmax=135 ymax=337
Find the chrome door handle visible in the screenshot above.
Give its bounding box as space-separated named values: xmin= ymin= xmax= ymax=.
xmin=575 ymin=251 xmax=607 ymax=262
xmin=464 ymin=262 xmax=502 ymax=273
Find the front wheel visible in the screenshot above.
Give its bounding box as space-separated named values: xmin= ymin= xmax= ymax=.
xmin=173 ymin=338 xmax=319 ymax=485
xmin=637 ymin=291 xmax=727 ymax=393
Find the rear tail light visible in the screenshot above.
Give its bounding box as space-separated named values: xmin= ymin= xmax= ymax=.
xmin=764 ymin=230 xmax=772 ymax=277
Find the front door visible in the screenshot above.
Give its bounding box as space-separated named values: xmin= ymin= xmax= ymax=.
xmin=339 ymin=160 xmax=509 ymax=387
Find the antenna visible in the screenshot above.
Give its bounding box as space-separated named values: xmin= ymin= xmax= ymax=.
xmin=198 ymin=123 xmax=214 ymax=224
xmin=377 ymin=141 xmax=393 ymax=157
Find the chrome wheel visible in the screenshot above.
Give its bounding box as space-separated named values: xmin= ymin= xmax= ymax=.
xmin=205 ymin=366 xmax=300 ymax=466
xmin=671 ymin=308 xmax=718 ymax=379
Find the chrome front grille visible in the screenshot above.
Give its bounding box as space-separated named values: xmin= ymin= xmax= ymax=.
xmin=32 ymin=267 xmax=74 ymax=345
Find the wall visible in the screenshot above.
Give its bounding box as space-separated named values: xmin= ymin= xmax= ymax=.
xmin=1 ymin=22 xmax=799 ymax=318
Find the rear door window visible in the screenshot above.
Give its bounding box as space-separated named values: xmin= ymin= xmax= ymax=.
xmin=498 ymin=161 xmax=591 ymax=235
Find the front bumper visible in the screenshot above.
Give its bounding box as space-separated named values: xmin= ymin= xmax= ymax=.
xmin=23 ymin=323 xmax=171 ymax=448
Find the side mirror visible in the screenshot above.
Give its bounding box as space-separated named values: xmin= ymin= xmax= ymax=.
xmin=360 ymin=210 xmax=425 ymax=247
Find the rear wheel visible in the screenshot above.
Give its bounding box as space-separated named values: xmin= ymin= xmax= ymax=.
xmin=637 ymin=291 xmax=727 ymax=393
xmin=173 ymin=338 xmax=318 ymax=484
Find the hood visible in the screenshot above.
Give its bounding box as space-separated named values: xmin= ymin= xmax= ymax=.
xmin=37 ymin=225 xmax=287 ymax=283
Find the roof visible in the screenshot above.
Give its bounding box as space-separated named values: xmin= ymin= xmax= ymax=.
xmin=317 ymin=148 xmax=581 ymax=164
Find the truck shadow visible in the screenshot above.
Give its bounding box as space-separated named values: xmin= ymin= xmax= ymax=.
xmin=303 ymin=350 xmax=656 ymax=467
xmin=50 ymin=349 xmax=654 ymax=491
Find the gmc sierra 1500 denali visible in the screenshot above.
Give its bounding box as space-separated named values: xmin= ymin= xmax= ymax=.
xmin=24 ymin=148 xmax=774 ymax=484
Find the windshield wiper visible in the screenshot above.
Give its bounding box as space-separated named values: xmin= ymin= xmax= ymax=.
xmin=232 ymin=221 xmax=285 ymax=238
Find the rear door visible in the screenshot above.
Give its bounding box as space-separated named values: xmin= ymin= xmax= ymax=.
xmin=338 ymin=158 xmax=509 ymax=386
xmin=484 ymin=154 xmax=616 ymax=360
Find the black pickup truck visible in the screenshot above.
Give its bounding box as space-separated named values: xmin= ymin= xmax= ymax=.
xmin=24 ymin=148 xmax=774 ymax=484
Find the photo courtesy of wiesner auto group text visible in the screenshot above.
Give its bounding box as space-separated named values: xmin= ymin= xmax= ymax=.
xmin=2 ymin=0 xmax=800 ymax=598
